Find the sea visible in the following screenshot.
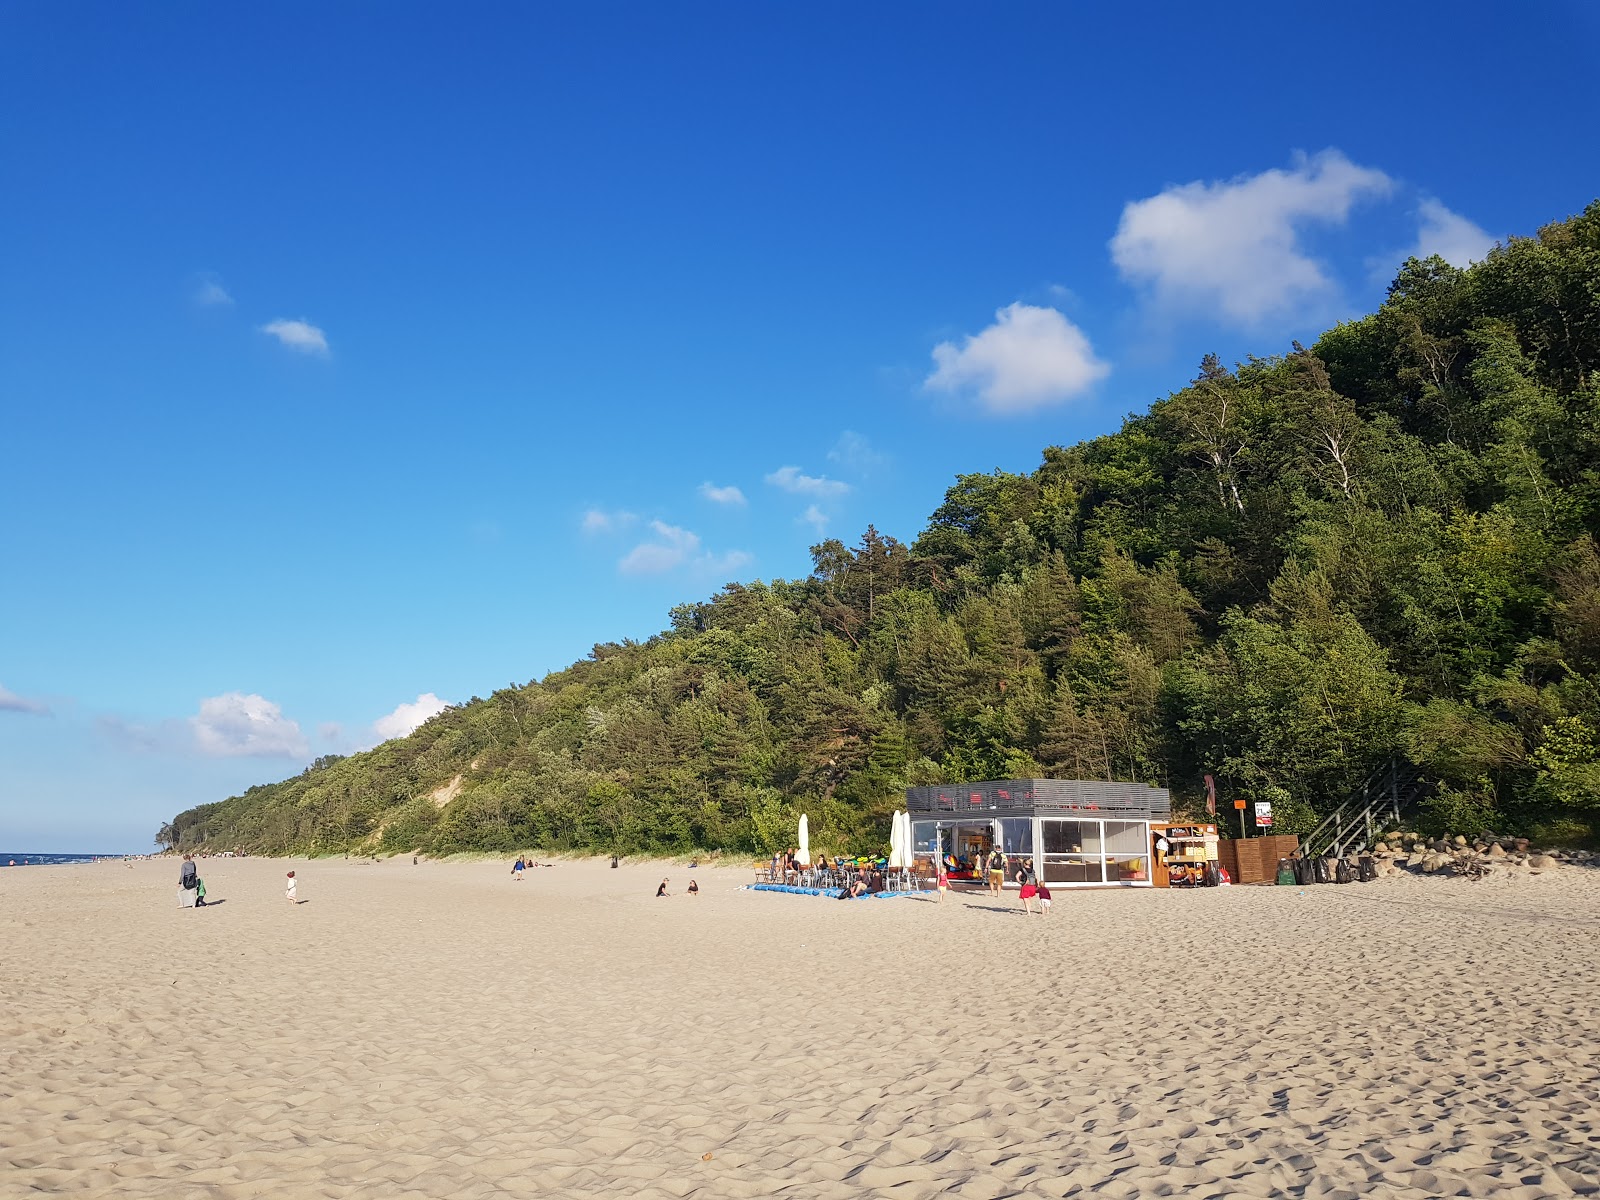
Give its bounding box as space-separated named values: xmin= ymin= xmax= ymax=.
xmin=1 ymin=852 xmax=128 ymax=866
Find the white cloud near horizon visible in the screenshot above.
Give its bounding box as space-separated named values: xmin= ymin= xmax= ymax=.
xmin=1410 ymin=198 xmax=1496 ymax=268
xmin=1110 ymin=149 xmax=1393 ymax=325
xmin=582 ymin=508 xmax=637 ymax=534
xmin=0 ymin=683 xmax=49 ymax=715
xmin=801 ymin=504 xmax=829 ymax=533
xmin=699 ymin=482 xmax=747 ymax=506
xmin=618 ymin=520 xmax=752 ymax=577
xmin=189 ymin=692 xmax=309 ymax=758
xmin=926 ymin=303 xmax=1110 ymax=413
xmin=765 ymin=465 xmax=850 ymax=499
xmin=372 ymin=692 xmax=449 ymax=742
xmin=260 ymin=318 xmax=330 ymax=356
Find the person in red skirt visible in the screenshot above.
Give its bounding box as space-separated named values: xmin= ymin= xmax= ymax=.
xmin=1017 ymin=860 xmax=1039 ymax=915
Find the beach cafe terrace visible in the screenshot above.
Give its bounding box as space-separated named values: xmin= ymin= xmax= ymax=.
xmin=906 ymin=778 xmax=1172 ymax=889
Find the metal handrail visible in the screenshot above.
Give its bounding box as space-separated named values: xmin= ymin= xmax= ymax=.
xmin=1299 ymin=758 xmax=1424 ymax=859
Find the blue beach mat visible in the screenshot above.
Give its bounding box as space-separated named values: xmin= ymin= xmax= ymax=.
xmin=747 ymin=883 xmax=913 ymax=899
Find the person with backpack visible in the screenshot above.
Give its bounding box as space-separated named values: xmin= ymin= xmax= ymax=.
xmin=178 ymin=854 xmax=198 ymax=908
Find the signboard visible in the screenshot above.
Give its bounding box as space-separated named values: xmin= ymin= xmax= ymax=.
xmin=1254 ymin=801 xmax=1274 ymax=828
xmin=1233 ymin=799 xmax=1246 ymax=810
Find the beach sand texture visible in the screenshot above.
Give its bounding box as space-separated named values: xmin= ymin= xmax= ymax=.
xmin=2 ymin=857 xmax=1598 ymax=1198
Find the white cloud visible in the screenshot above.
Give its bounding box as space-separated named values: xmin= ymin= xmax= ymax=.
xmin=765 ymin=465 xmax=851 ymax=498
xmin=582 ymin=508 xmax=636 ymax=534
xmin=189 ymin=692 xmax=309 ymax=758
xmin=926 ymin=303 xmax=1109 ymax=413
xmin=618 ymin=520 xmax=752 ymax=577
xmin=260 ymin=318 xmax=330 ymax=356
xmin=1110 ymin=149 xmax=1393 ymax=325
xmin=194 ymin=277 xmax=233 ymax=307
xmin=620 ymin=521 xmax=701 ymax=575
xmin=801 ymin=504 xmax=829 ymax=533
xmin=0 ymin=683 xmax=49 ymax=715
xmin=699 ymin=482 xmax=747 ymax=506
xmin=1410 ymin=198 xmax=1496 ymax=268
xmin=372 ymin=692 xmax=449 ymax=742
xmin=827 ymin=431 xmax=885 ymax=476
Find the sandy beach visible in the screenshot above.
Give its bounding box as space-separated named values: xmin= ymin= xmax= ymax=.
xmin=2 ymin=857 xmax=1597 ymax=1198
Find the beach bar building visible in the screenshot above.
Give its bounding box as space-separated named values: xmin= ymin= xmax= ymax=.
xmin=905 ymin=778 xmax=1172 ymax=889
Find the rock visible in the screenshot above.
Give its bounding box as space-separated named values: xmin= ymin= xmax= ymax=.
xmin=1488 ymin=843 xmax=1505 ymax=857
xmin=1528 ymin=854 xmax=1555 ymax=871
xmin=1514 ymin=838 xmax=1530 ymax=852
xmin=1454 ymin=834 xmax=1469 ymax=847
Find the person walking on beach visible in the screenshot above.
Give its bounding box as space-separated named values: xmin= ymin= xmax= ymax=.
xmin=285 ymin=870 xmax=297 ymax=903
xmin=512 ymin=857 xmax=525 ymax=881
xmin=1017 ymin=860 xmax=1039 ymax=915
xmin=986 ymin=846 xmax=1005 ymax=897
xmin=935 ymin=861 xmax=949 ymax=902
xmin=1036 ymin=880 xmax=1052 ymax=915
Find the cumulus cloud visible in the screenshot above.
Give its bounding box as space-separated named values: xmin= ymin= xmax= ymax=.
xmin=620 ymin=521 xmax=702 ymax=575
xmin=801 ymin=504 xmax=829 ymax=533
xmin=699 ymin=482 xmax=747 ymax=506
xmin=618 ymin=521 xmax=751 ymax=577
xmin=260 ymin=318 xmax=330 ymax=356
xmin=0 ymin=683 xmax=49 ymax=715
xmin=582 ymin=508 xmax=636 ymax=534
xmin=1110 ymin=149 xmax=1393 ymax=325
xmin=827 ymin=431 xmax=886 ymax=476
xmin=1410 ymin=198 xmax=1496 ymax=268
xmin=189 ymin=692 xmax=309 ymax=758
xmin=372 ymin=692 xmax=449 ymax=742
xmin=926 ymin=303 xmax=1110 ymax=413
xmin=765 ymin=465 xmax=850 ymax=499
xmin=194 ymin=276 xmax=233 ymax=307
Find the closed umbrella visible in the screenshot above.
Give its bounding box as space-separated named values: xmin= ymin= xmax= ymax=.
xmin=798 ymin=814 xmax=811 ymax=867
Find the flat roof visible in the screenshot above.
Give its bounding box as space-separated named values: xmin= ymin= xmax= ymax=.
xmin=905 ymin=778 xmax=1171 ymax=821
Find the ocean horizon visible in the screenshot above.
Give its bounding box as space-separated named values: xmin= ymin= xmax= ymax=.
xmin=1 ymin=852 xmax=132 ymax=866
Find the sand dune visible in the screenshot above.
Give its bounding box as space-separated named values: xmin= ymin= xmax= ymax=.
xmin=2 ymin=856 xmax=1597 ymax=1198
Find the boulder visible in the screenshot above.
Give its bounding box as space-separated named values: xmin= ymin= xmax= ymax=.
xmin=1529 ymin=854 xmax=1556 ymax=871
xmin=1454 ymin=834 xmax=1469 ymax=847
xmin=1488 ymin=842 xmax=1505 ymax=857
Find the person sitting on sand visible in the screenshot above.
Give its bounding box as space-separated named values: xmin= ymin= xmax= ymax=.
xmin=656 ymin=878 xmax=670 ymax=897
xmin=687 ymin=879 xmax=699 ymax=897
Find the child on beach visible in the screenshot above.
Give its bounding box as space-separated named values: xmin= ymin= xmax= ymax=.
xmin=195 ymin=877 xmax=207 ymax=907
xmin=687 ymin=879 xmax=699 ymax=897
xmin=656 ymin=878 xmax=670 ymax=897
xmin=1037 ymin=881 xmax=1051 ymax=915
xmin=285 ymin=870 xmax=297 ymax=903
xmin=936 ymin=862 xmax=949 ymax=902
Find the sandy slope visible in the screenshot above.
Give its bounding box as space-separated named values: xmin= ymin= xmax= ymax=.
xmin=1 ymin=856 xmax=1597 ymax=1198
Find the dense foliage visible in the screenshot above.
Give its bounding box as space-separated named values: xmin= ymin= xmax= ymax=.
xmin=163 ymin=203 xmax=1600 ymax=856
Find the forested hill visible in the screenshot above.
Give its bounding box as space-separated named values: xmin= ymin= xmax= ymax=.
xmin=163 ymin=202 xmax=1600 ymax=857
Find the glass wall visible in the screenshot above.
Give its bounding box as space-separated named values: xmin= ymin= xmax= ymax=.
xmin=1039 ymin=818 xmax=1151 ymax=886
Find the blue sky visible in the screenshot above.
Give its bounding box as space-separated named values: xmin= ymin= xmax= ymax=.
xmin=3 ymin=2 xmax=1597 ymax=851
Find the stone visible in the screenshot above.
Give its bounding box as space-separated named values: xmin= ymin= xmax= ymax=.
xmin=1454 ymin=835 xmax=1469 ymax=847
xmin=1488 ymin=842 xmax=1505 ymax=857
xmin=1528 ymin=854 xmax=1555 ymax=871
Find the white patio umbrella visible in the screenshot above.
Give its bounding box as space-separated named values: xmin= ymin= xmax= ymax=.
xmin=886 ymin=811 xmax=901 ymax=869
xmin=797 ymin=813 xmax=811 ymax=866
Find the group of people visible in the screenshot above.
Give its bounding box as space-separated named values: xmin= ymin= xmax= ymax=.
xmin=656 ymin=877 xmax=699 ymax=897
xmin=176 ymin=854 xmax=300 ymax=906
xmin=928 ymin=849 xmax=1052 ymax=914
